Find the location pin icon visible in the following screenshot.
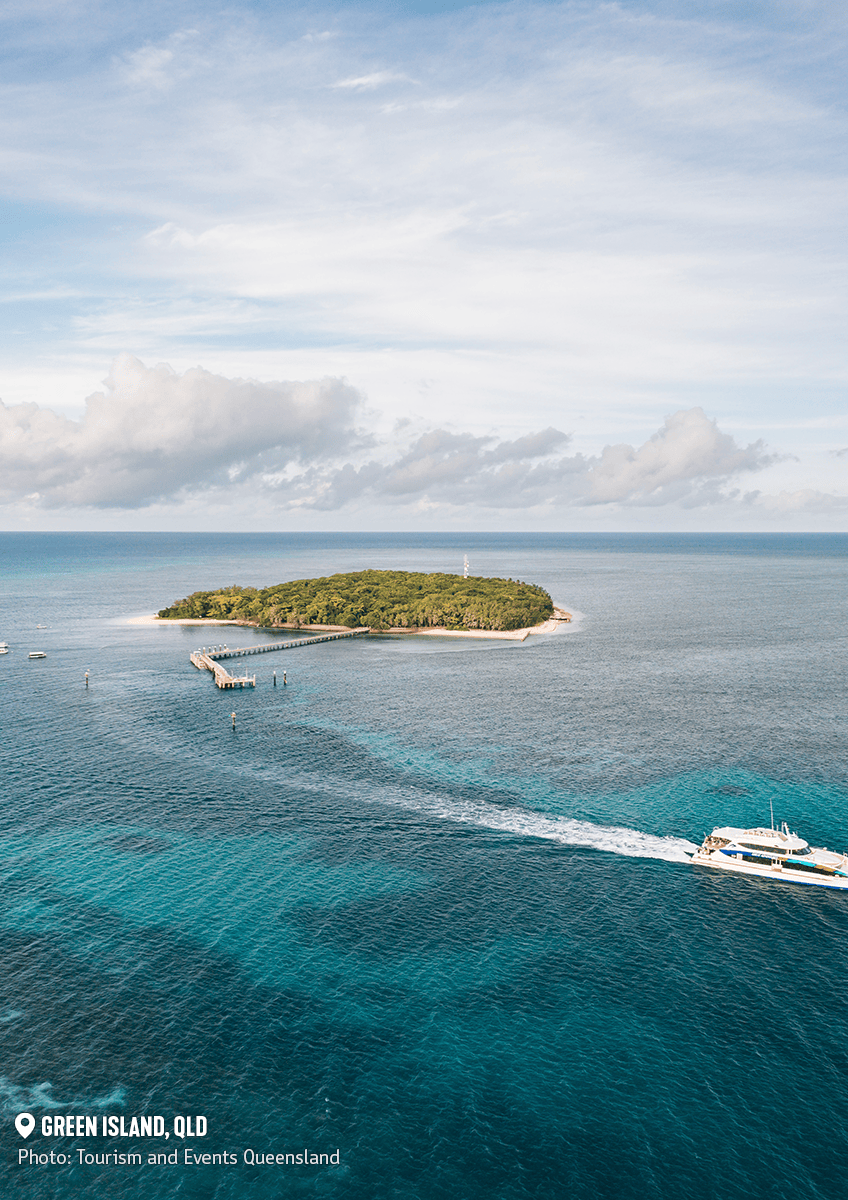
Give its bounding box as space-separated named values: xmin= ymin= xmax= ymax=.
xmin=15 ymin=1112 xmax=35 ymax=1138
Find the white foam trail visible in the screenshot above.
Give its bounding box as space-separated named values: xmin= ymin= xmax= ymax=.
xmin=365 ymin=783 xmax=698 ymax=863
xmin=267 ymin=764 xmax=698 ymax=864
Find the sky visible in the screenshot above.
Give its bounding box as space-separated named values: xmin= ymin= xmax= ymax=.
xmin=0 ymin=0 xmax=846 ymax=531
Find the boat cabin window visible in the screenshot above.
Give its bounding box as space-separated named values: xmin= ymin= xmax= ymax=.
xmin=739 ymin=842 xmax=785 ymax=855
xmin=790 ymin=846 xmax=812 ymax=856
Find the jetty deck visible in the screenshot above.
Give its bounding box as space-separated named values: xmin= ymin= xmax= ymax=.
xmin=189 ymin=651 xmax=256 ymax=688
xmin=190 ymin=627 xmax=370 ymax=688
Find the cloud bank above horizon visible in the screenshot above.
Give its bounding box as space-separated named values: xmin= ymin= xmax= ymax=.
xmin=3 ymin=355 xmax=819 ymax=524
xmin=0 ymin=0 xmax=846 ymax=529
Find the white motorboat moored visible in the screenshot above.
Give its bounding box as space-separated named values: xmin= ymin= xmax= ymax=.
xmin=28 ymin=651 xmax=47 ymax=659
xmin=690 ymin=822 xmax=848 ymax=889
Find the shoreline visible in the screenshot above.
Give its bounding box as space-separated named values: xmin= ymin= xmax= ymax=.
xmin=384 ymin=606 xmax=572 ymax=641
xmin=128 ymin=607 xmax=573 ymax=640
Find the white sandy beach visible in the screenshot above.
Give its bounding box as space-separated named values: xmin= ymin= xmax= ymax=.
xmin=125 ymin=615 xmax=244 ymax=626
xmin=394 ymin=607 xmax=573 ymax=641
xmin=127 ymin=607 xmax=573 ymax=640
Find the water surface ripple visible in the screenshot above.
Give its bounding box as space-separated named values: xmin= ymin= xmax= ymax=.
xmin=1 ymin=532 xmax=847 ymax=1200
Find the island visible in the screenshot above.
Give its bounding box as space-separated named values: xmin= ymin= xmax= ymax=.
xmin=158 ymin=569 xmax=557 ymax=634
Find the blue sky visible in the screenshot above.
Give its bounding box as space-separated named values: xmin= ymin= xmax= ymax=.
xmin=0 ymin=0 xmax=846 ymax=529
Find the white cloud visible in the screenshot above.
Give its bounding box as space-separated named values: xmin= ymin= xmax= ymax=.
xmin=747 ymin=488 xmax=848 ymax=514
xmin=332 ymin=71 xmax=415 ymax=90
xmin=294 ymin=426 xmax=581 ymax=511
xmin=120 ymin=31 xmax=199 ymax=92
xmin=0 ymin=2 xmax=846 ymax=528
xmin=0 ymin=354 xmax=781 ymax=516
xmin=292 ymin=405 xmax=776 ymax=513
xmin=124 ymin=44 xmax=175 ymax=90
xmin=585 ymin=408 xmax=774 ymax=504
xmin=0 ymin=355 xmax=364 ymax=507
xmin=0 ymin=354 xmax=778 ymax=514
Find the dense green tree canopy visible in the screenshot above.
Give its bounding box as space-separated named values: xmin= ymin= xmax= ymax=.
xmin=159 ymin=570 xmax=553 ymax=632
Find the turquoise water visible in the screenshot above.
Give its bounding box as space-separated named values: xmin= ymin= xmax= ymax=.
xmin=1 ymin=533 xmax=847 ymax=1199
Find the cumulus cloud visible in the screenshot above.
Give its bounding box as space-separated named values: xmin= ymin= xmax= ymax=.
xmin=0 ymin=360 xmax=783 ymax=515
xmin=0 ymin=355 xmax=364 ymax=508
xmin=585 ymin=408 xmax=774 ymax=505
xmin=283 ymin=407 xmax=775 ymax=513
xmin=295 ymin=427 xmax=580 ymax=511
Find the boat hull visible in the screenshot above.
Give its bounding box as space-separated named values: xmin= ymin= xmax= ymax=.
xmin=692 ymin=852 xmax=848 ymax=889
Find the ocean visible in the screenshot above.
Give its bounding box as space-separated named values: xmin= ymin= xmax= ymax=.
xmin=1 ymin=531 xmax=847 ymax=1200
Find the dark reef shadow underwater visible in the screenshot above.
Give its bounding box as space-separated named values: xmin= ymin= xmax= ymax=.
xmin=1 ymin=532 xmax=847 ymax=1200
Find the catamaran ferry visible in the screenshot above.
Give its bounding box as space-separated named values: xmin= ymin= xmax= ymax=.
xmin=691 ymin=823 xmax=848 ymax=889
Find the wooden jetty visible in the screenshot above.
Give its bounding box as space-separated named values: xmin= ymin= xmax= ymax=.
xmin=190 ymin=627 xmax=370 ymax=688
xmin=189 ymin=651 xmax=256 ymax=689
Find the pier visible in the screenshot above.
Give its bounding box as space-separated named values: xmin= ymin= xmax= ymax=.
xmin=189 ymin=651 xmax=256 ymax=689
xmin=190 ymin=627 xmax=370 ymax=688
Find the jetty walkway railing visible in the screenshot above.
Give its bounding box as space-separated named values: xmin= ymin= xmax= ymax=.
xmin=190 ymin=627 xmax=371 ymax=688
xmin=189 ymin=651 xmax=256 ymax=689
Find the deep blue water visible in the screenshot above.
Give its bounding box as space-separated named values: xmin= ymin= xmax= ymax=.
xmin=1 ymin=532 xmax=847 ymax=1200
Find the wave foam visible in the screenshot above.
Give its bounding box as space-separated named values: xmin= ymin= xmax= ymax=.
xmin=377 ymin=787 xmax=698 ymax=863
xmin=274 ymin=763 xmax=697 ymax=864
xmin=0 ymin=1078 xmax=127 ymax=1114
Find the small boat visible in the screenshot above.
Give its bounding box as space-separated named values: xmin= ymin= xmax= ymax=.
xmin=690 ymin=821 xmax=848 ymax=889
xmin=0 ymin=648 xmax=8 ymax=655
xmin=28 ymin=651 xmax=47 ymax=659
xmin=0 ymin=641 xmax=9 ymax=648
xmin=36 ymin=624 xmax=47 ymax=629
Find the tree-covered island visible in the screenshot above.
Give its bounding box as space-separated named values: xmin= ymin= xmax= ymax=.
xmin=158 ymin=569 xmax=554 ymax=632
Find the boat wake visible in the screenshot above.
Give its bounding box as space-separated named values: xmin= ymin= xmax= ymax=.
xmin=261 ymin=758 xmax=697 ymax=864
xmin=368 ymin=784 xmax=698 ymax=863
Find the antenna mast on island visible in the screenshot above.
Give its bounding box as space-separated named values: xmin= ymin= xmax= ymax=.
xmin=463 ymin=554 xmax=469 ymax=579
